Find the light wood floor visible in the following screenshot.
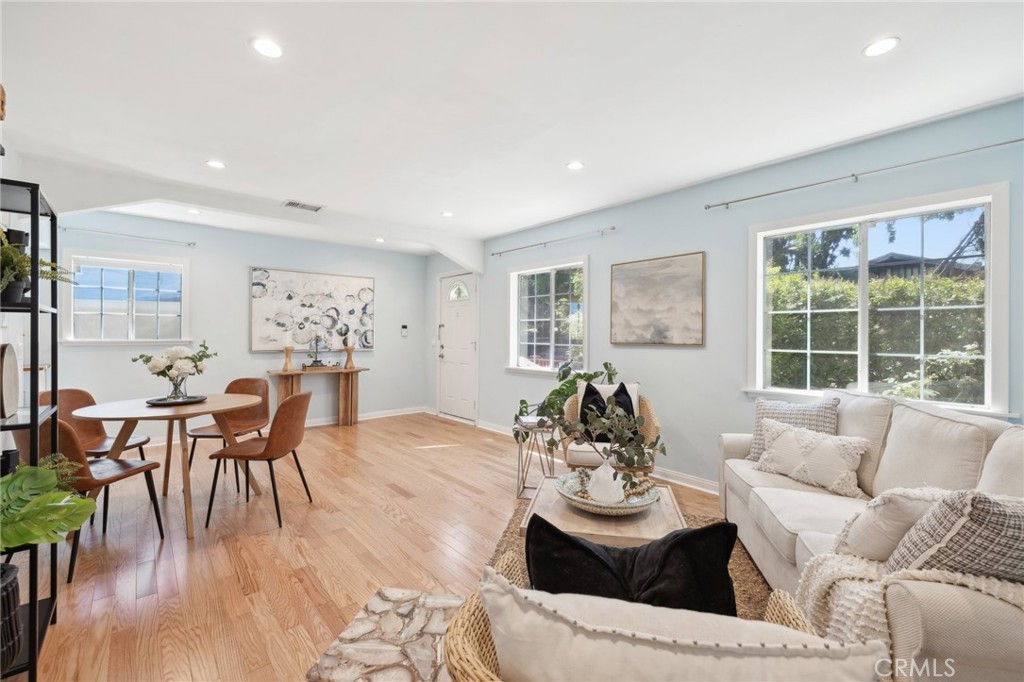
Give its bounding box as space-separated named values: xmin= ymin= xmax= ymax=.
xmin=10 ymin=413 xmax=718 ymax=681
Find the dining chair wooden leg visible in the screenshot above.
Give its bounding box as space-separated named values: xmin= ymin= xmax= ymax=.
xmin=233 ymin=461 xmax=240 ymax=494
xmin=205 ymin=460 xmax=222 ymax=529
xmin=257 ymin=430 xmax=263 ymax=437
xmin=244 ymin=462 xmax=251 ymax=503
xmin=67 ymin=530 xmax=81 ymax=584
xmin=267 ymin=460 xmax=282 ymax=528
xmin=142 ymin=470 xmax=165 ymax=539
xmin=188 ymin=438 xmax=198 ymax=469
xmin=138 ymin=445 xmax=147 ymax=461
xmin=291 ymin=451 xmax=312 ymax=503
xmin=101 ymin=486 xmax=110 ymax=535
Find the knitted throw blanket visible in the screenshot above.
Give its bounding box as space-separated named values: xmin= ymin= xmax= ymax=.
xmin=796 ymin=553 xmax=1024 ymax=648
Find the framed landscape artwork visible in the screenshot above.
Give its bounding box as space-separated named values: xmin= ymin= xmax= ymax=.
xmin=610 ymin=251 xmax=705 ymax=346
xmin=249 ymin=266 xmax=375 ymax=352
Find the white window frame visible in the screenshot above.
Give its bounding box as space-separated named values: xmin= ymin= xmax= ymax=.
xmin=747 ymin=183 xmax=1011 ymax=416
xmin=61 ymin=250 xmax=191 ymax=345
xmin=506 ymin=256 xmax=589 ymax=375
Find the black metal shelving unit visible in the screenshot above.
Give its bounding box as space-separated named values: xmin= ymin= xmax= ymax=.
xmin=1 ymin=178 xmax=60 ymax=682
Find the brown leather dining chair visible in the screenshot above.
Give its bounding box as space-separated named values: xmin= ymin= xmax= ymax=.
xmin=14 ymin=419 xmax=164 ymax=583
xmin=205 ymin=392 xmax=312 ymax=529
xmin=41 ymin=388 xmax=150 ymax=459
xmin=187 ymin=377 xmax=270 ymax=490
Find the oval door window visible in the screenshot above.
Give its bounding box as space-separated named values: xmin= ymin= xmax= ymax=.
xmin=448 ymin=281 xmax=470 ymax=301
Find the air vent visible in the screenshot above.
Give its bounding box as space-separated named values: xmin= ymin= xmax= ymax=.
xmin=281 ymin=200 xmax=324 ymax=212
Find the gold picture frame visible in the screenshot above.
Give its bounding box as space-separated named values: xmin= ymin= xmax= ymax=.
xmin=610 ymin=251 xmax=705 ymax=346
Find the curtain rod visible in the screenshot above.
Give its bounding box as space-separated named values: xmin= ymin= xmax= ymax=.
xmin=60 ymin=226 xmax=197 ymax=248
xmin=704 ymin=138 xmax=1023 ymax=211
xmin=491 ymin=226 xmax=616 ymax=257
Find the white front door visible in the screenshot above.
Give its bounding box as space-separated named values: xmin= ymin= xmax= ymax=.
xmin=438 ymin=274 xmax=478 ymax=421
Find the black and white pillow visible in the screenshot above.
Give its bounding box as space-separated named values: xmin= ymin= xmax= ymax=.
xmin=579 ymin=382 xmax=636 ymax=442
xmin=747 ymin=397 xmax=840 ymax=461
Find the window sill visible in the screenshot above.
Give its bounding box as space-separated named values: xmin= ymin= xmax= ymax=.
xmin=742 ymin=388 xmax=1019 ymax=420
xmin=60 ymin=338 xmax=194 ymax=347
xmin=504 ymin=366 xmax=559 ymax=377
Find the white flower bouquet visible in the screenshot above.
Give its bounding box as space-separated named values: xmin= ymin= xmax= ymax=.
xmin=132 ymin=341 xmax=217 ymax=399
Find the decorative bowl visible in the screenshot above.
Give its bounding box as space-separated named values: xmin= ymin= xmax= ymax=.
xmin=554 ymin=471 xmax=659 ymax=517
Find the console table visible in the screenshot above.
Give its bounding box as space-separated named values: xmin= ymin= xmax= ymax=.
xmin=268 ymin=367 xmax=369 ymax=425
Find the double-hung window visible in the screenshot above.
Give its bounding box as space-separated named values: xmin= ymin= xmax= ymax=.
xmin=509 ymin=260 xmax=586 ymax=371
xmin=752 ymin=185 xmax=1008 ymax=411
xmin=63 ymin=253 xmax=189 ymax=342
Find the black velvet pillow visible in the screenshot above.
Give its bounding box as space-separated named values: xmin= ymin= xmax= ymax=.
xmin=579 ymin=382 xmax=636 ymax=442
xmin=525 ymin=514 xmax=738 ymax=616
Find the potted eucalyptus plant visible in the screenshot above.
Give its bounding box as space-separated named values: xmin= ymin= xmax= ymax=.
xmin=0 ymin=456 xmax=95 ymax=673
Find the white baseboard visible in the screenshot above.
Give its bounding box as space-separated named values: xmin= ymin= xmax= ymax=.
xmin=475 ymin=420 xmax=514 ymax=437
xmin=653 ymin=466 xmax=720 ymax=496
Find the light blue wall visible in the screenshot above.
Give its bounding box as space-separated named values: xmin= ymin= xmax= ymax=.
xmin=475 ymin=100 xmax=1024 ymax=482
xmin=55 ymin=212 xmax=429 ymax=438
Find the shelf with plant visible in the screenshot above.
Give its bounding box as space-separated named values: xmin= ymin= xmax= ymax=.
xmin=0 ymin=229 xmax=75 ymax=306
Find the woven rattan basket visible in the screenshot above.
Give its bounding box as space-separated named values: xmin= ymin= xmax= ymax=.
xmin=444 ymin=552 xmax=816 ymax=682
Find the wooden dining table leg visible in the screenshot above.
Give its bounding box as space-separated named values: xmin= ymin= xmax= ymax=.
xmin=161 ymin=420 xmax=174 ymax=497
xmin=212 ymin=412 xmax=262 ymax=495
xmin=177 ymin=419 xmax=195 ymax=539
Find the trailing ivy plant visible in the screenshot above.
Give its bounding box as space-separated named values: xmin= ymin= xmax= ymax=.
xmin=513 ymin=361 xmax=618 ymax=443
xmin=0 ymin=456 xmax=96 ymax=551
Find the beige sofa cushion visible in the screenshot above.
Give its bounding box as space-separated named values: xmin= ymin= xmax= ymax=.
xmin=723 ymin=459 xmax=824 ymax=507
xmin=977 ymin=426 xmax=1024 ymax=497
xmin=748 ymin=488 xmax=867 ymax=562
xmin=479 ymin=566 xmax=887 ymax=681
xmin=872 ymin=402 xmax=1010 ymax=493
xmin=795 ymin=531 xmax=836 ymax=575
xmin=834 ymin=487 xmax=949 ymax=562
xmin=824 ymin=389 xmax=894 ymax=496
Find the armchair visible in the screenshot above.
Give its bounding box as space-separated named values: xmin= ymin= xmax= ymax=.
xmin=560 ymin=392 xmax=661 ymax=472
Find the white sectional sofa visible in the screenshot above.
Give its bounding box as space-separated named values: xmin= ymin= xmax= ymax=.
xmin=719 ymin=390 xmax=1024 ymax=681
xmin=718 ymin=389 xmax=1022 ymax=593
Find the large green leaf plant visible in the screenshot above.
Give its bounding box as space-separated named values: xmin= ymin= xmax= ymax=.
xmin=0 ymin=456 xmax=96 ymax=551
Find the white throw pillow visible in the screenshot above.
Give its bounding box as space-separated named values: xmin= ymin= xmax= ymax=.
xmin=755 ymin=419 xmax=869 ymax=499
xmin=823 ymin=389 xmax=894 ymax=496
xmin=976 ymin=426 xmax=1024 ymax=497
xmin=834 ymin=487 xmax=949 ymax=562
xmin=478 ymin=566 xmax=886 ymax=682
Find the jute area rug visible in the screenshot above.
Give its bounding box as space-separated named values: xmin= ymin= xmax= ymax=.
xmin=488 ymin=498 xmax=771 ymax=620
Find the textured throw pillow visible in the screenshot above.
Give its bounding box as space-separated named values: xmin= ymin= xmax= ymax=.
xmin=834 ymin=487 xmax=949 ymax=562
xmin=579 ymin=382 xmax=636 ymax=442
xmin=479 ymin=567 xmax=889 ymax=682
xmin=747 ymin=397 xmax=840 ymax=461
xmin=525 ymin=514 xmax=737 ymax=615
xmin=577 ymin=380 xmax=640 ymax=418
xmin=886 ymin=490 xmax=1024 ymax=583
xmin=754 ymin=419 xmax=869 ymax=499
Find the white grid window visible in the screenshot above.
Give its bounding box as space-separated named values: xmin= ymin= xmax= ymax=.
xmin=509 ymin=262 xmax=585 ymax=371
xmin=64 ymin=253 xmax=189 ymax=342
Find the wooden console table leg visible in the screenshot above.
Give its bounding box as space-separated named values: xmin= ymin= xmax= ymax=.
xmin=339 ymin=372 xmax=359 ymax=426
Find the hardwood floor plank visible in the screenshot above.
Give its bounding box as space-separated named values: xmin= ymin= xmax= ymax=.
xmin=22 ymin=413 xmax=721 ymax=681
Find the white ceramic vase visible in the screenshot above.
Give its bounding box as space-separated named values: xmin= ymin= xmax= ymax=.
xmin=587 ymin=460 xmax=625 ymax=504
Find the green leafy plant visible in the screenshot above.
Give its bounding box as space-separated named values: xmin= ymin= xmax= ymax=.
xmin=0 ymin=457 xmax=96 ymax=551
xmin=1 ymin=230 xmax=76 ymax=293
xmin=514 ymin=360 xmax=618 ymax=430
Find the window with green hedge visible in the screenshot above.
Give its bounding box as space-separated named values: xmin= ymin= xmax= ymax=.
xmin=758 ymin=201 xmax=990 ymax=407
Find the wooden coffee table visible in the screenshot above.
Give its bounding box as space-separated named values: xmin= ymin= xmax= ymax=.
xmin=519 ymin=476 xmax=686 ymax=547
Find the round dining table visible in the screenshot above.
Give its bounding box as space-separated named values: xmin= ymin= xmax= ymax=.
xmin=73 ymin=393 xmax=263 ymax=539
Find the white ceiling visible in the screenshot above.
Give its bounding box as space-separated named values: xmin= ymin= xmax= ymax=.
xmin=3 ymin=2 xmax=1022 ymax=243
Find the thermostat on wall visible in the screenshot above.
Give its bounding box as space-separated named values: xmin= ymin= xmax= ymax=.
xmin=401 ymin=325 xmax=408 ymax=337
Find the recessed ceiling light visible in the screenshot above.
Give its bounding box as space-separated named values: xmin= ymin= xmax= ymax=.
xmin=862 ymin=37 xmax=900 ymax=57
xmin=187 ymin=209 xmax=202 ymax=215
xmin=566 ymin=160 xmax=585 ymax=171
xmin=375 ymin=237 xmax=386 ymax=243
xmin=251 ymin=38 xmax=283 ymax=59
xmin=205 ymin=159 xmax=226 ymax=169
xmin=440 ymin=211 xmax=454 ymax=218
